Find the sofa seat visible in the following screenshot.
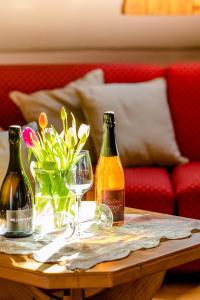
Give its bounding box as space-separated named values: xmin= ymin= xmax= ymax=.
xmin=124 ymin=167 xmax=174 ymax=214
xmin=173 ymin=260 xmax=200 ymax=273
xmin=172 ymin=162 xmax=200 ymax=219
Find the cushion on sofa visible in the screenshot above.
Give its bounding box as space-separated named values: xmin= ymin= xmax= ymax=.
xmin=172 ymin=162 xmax=200 ymax=219
xmin=124 ymin=167 xmax=174 ymax=214
xmin=0 ymin=64 xmax=164 ymax=129
xmin=167 ymin=63 xmax=200 ymax=161
xmin=10 ymin=69 xmax=104 ymax=163
xmin=77 ymin=78 xmax=188 ymax=167
xmin=10 ymin=69 xmax=104 ymax=126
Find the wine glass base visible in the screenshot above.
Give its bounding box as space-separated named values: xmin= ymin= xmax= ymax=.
xmin=95 ymin=204 xmax=113 ymax=229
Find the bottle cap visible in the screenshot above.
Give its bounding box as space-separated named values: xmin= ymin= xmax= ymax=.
xmin=9 ymin=125 xmax=21 ymax=132
xmin=103 ymin=111 xmax=115 ymax=125
xmin=9 ymin=125 xmax=21 ymax=144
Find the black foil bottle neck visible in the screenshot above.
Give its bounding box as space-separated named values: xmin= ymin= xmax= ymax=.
xmin=8 ymin=126 xmax=23 ymax=172
xmin=100 ymin=123 xmax=118 ymax=157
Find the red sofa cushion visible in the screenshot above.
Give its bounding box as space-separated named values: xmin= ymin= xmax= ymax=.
xmin=170 ymin=159 xmax=200 ymax=272
xmin=124 ymin=167 xmax=174 ymax=214
xmin=173 ymin=260 xmax=200 ymax=273
xmin=0 ymin=64 xmax=164 ymax=129
xmin=167 ymin=63 xmax=200 ymax=161
xmin=172 ymin=162 xmax=200 ymax=219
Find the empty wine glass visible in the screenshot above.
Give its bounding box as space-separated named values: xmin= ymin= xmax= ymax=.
xmin=81 ymin=202 xmax=113 ymax=229
xmin=95 ymin=203 xmax=113 ymax=229
xmin=66 ymin=150 xmax=93 ymax=235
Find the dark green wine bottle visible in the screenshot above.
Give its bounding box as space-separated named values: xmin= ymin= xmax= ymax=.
xmin=0 ymin=125 xmax=34 ymax=237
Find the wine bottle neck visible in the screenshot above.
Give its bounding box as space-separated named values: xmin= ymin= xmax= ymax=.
xmin=100 ymin=125 xmax=118 ymax=157
xmin=8 ymin=142 xmax=23 ymax=172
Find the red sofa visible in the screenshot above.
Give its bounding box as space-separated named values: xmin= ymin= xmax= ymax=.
xmin=1 ymin=63 xmax=200 ymax=271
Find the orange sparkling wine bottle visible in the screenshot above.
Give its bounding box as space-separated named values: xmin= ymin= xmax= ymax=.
xmin=95 ymin=111 xmax=125 ymax=225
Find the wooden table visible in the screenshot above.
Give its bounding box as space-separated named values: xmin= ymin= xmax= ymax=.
xmin=1 ymin=208 xmax=200 ymax=300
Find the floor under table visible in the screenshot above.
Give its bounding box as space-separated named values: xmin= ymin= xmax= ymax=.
xmin=153 ymin=273 xmax=200 ymax=300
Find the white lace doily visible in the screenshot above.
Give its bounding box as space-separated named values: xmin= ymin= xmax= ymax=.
xmin=1 ymin=207 xmax=200 ymax=271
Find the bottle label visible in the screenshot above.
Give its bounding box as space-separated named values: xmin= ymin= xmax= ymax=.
xmin=6 ymin=209 xmax=33 ymax=233
xmin=101 ymin=189 xmax=124 ymax=222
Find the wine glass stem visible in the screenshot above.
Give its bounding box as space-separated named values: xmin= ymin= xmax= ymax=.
xmin=76 ymin=195 xmax=82 ymax=235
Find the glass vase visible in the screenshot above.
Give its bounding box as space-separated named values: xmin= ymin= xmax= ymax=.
xmin=34 ymin=168 xmax=75 ymax=235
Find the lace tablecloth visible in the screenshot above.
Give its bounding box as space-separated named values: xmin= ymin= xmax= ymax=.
xmin=1 ymin=205 xmax=200 ymax=270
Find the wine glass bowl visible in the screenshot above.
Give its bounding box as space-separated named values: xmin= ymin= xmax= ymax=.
xmin=68 ymin=168 xmax=93 ymax=196
xmin=66 ymin=150 xmax=93 ymax=235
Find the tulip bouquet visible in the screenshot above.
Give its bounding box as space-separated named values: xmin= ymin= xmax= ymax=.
xmin=22 ymin=107 xmax=90 ymax=229
xmin=23 ymin=107 xmax=90 ymax=171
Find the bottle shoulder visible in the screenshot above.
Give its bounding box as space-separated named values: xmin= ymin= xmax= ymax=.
xmin=3 ymin=170 xmax=30 ymax=181
xmin=95 ymin=155 xmax=125 ymax=185
xmin=96 ymin=156 xmax=124 ymax=171
xmin=0 ymin=171 xmax=33 ymax=193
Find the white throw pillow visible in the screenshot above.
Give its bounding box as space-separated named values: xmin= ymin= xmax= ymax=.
xmin=77 ymin=78 xmax=188 ymax=166
xmin=9 ymin=69 xmax=104 ymax=163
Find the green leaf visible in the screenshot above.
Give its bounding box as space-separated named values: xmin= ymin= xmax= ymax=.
xmin=28 ymin=148 xmax=32 ymax=162
xmin=37 ymin=161 xmax=57 ymax=170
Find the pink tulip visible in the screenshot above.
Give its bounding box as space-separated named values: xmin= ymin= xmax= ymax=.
xmin=22 ymin=127 xmax=38 ymax=148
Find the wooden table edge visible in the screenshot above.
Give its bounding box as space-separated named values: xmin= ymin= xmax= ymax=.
xmin=0 ymin=208 xmax=200 ymax=289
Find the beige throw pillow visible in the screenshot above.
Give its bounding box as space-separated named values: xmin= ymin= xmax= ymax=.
xmin=9 ymin=69 xmax=104 ymax=162
xmin=77 ymin=78 xmax=188 ymax=166
xmin=0 ymin=122 xmax=38 ymax=188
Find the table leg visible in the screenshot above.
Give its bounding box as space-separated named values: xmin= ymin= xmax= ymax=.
xmin=86 ymin=271 xmax=165 ymax=300
xmin=69 ymin=289 xmax=84 ymax=300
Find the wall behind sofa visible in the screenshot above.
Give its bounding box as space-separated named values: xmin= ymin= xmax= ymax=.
xmin=0 ymin=0 xmax=200 ymax=64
